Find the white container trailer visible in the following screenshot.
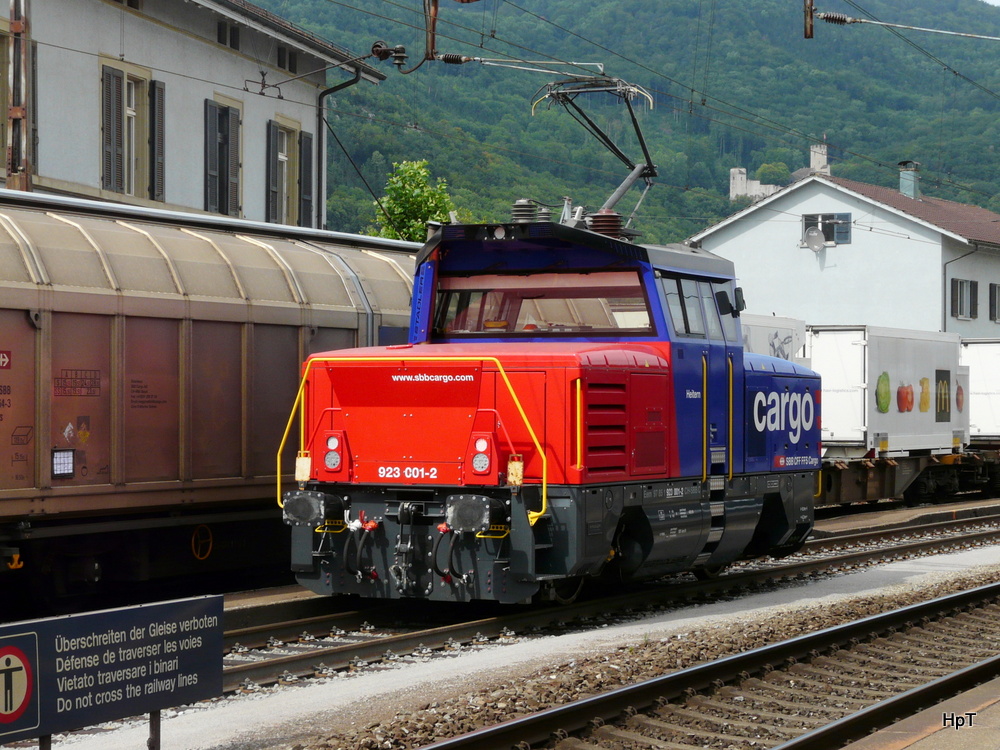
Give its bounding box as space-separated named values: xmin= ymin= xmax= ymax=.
xmin=804 ymin=326 xmax=968 ymax=457
xmin=959 ymin=339 xmax=1000 ymax=441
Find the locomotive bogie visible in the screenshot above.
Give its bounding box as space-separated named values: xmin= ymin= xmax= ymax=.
xmin=288 ymin=467 xmax=816 ymax=603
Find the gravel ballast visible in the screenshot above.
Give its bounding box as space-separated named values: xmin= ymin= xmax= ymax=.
xmin=44 ymin=545 xmax=1000 ymax=750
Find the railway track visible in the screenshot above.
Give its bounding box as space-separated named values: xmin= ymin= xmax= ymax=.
xmin=419 ymin=582 xmax=1000 ymax=749
xmin=221 ymin=513 xmax=1000 ymax=693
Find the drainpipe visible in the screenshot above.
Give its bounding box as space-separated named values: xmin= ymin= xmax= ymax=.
xmin=7 ymin=0 xmax=32 ymax=191
xmin=316 ymin=68 xmax=362 ymax=230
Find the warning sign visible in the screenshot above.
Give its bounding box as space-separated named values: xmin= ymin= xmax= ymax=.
xmin=0 ymin=597 xmax=220 ymax=743
xmin=0 ymin=633 xmax=39 ymax=737
xmin=0 ymin=646 xmax=32 ymax=720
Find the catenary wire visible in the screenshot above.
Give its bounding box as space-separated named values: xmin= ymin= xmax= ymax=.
xmin=308 ymin=0 xmax=1000 ymax=205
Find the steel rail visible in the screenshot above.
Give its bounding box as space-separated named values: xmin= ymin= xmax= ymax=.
xmin=223 ymin=606 xmax=578 ymax=693
xmin=808 ymin=507 xmax=1000 ymax=544
xmin=219 ymin=523 xmax=1000 ymax=692
xmin=224 ymin=608 xmax=396 ymax=651
xmin=418 ymin=582 xmax=1000 ymax=749
xmin=775 ymin=653 xmax=1000 ymax=749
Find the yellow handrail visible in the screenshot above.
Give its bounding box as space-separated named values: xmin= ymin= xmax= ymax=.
xmin=276 ymin=355 xmax=549 ymax=525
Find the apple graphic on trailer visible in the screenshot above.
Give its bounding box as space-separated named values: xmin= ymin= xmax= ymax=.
xmin=896 ymin=383 xmax=914 ymax=412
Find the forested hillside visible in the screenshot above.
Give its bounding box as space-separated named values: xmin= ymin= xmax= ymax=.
xmin=257 ymin=0 xmax=1000 ymax=242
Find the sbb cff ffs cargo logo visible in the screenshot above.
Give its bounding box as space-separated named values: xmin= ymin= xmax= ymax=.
xmin=0 ymin=634 xmax=40 ymax=738
xmin=752 ymin=389 xmax=816 ymax=445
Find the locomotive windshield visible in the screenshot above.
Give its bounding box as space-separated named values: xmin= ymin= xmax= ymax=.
xmin=432 ymin=270 xmax=653 ymax=338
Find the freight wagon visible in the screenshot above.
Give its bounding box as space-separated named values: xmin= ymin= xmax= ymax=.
xmin=806 ymin=326 xmax=970 ymax=504
xmin=0 ymin=190 xmax=415 ymax=607
xmin=961 ymin=340 xmax=1000 ymax=443
xmin=741 ymin=320 xmax=987 ymax=505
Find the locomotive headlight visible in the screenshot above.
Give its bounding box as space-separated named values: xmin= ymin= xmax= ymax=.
xmin=322 ymin=432 xmax=345 ymax=472
xmin=468 ymin=435 xmax=493 ymax=475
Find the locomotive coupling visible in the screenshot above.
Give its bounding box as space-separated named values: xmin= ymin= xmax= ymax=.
xmin=445 ymin=494 xmax=507 ymax=534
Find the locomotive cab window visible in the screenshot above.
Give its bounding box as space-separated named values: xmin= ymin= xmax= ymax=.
xmin=661 ymin=276 xmax=735 ymax=341
xmin=431 ymin=270 xmax=653 ymax=338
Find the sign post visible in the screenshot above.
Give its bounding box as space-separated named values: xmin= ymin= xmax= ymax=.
xmin=0 ymin=596 xmax=222 ymax=745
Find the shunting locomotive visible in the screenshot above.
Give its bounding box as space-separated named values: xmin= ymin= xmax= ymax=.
xmin=280 ymin=206 xmax=821 ymax=603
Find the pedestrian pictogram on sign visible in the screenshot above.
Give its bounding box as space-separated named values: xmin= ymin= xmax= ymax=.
xmin=0 ymin=645 xmax=33 ymax=724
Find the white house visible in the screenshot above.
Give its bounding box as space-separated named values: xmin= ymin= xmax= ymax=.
xmin=689 ymin=162 xmax=1000 ymax=337
xmin=5 ymin=0 xmax=385 ymax=227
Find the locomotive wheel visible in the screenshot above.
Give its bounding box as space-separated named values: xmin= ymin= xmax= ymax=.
xmin=548 ymin=576 xmax=586 ymax=605
xmin=693 ymin=565 xmax=728 ymax=581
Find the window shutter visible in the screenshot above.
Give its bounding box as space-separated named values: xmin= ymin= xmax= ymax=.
xmin=951 ymin=278 xmax=960 ymax=318
xmin=971 ymin=280 xmax=979 ymax=319
xmin=991 ymin=284 xmax=998 ymax=322
xmin=226 ymin=107 xmax=240 ymax=217
xmin=265 ymin=120 xmax=279 ymax=223
xmin=149 ymin=80 xmax=166 ymax=201
xmin=204 ymin=100 xmax=220 ymax=213
xmin=298 ymin=131 xmax=313 ymax=228
xmin=834 ymin=213 xmax=851 ymax=244
xmin=102 ymin=66 xmax=124 ymax=192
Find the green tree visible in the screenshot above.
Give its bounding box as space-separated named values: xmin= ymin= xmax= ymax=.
xmin=756 ymin=162 xmax=791 ymax=185
xmin=369 ymin=160 xmax=456 ymax=242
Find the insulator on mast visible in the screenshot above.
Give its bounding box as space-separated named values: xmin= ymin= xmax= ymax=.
xmin=511 ymin=199 xmax=538 ymax=223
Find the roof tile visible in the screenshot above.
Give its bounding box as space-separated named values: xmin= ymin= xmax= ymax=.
xmin=825 ymin=175 xmax=1000 ymax=246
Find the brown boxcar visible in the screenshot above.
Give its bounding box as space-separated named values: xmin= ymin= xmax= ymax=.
xmin=0 ymin=191 xmax=415 ymax=608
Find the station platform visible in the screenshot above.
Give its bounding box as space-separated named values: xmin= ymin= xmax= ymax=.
xmin=811 ymin=497 xmax=1000 ymax=538
xmin=842 ymin=676 xmax=1000 ymax=750
xmin=816 ymin=497 xmax=1000 ymax=749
